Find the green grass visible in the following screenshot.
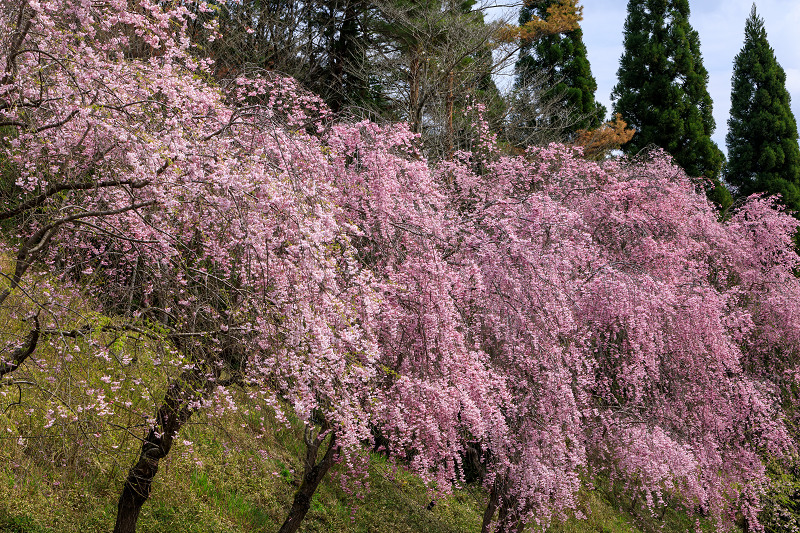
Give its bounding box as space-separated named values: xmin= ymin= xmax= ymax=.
xmin=0 ymin=401 xmax=726 ymax=533
xmin=0 ymin=255 xmax=745 ymax=533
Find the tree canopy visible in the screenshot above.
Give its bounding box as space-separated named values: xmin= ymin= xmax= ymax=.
xmin=1 ymin=1 xmax=799 ymax=533
xmin=515 ymin=0 xmax=606 ymax=139
xmin=612 ymin=0 xmax=730 ymax=208
xmin=726 ymin=4 xmax=800 ymax=213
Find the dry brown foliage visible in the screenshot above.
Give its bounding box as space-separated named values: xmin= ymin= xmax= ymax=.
xmin=573 ymin=113 xmax=636 ymax=160
xmin=496 ymin=0 xmax=582 ymax=43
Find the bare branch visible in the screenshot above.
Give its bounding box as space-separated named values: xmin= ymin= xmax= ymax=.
xmin=0 ymin=178 xmax=149 ymax=221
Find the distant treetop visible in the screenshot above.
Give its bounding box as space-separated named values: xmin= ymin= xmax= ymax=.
xmin=726 ymin=3 xmax=800 ymax=214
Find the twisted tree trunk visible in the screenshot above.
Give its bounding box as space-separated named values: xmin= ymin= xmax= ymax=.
xmin=278 ymin=424 xmax=339 ymax=533
xmin=113 ymin=365 xmax=217 ymax=533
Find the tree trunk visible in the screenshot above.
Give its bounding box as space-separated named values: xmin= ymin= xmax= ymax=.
xmin=278 ymin=426 xmax=339 ymax=533
xmin=481 ymin=475 xmax=503 ymax=533
xmin=497 ymin=492 xmax=527 ymax=533
xmin=446 ymin=69 xmax=454 ymax=158
xmin=409 ymin=47 xmax=422 ymax=134
xmin=113 ymin=365 xmax=217 ymax=533
xmin=495 ymin=498 xmax=514 ymax=533
xmin=481 ymin=473 xmax=525 ymax=533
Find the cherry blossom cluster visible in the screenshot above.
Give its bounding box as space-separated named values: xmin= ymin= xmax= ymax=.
xmin=2 ymin=0 xmax=799 ymax=531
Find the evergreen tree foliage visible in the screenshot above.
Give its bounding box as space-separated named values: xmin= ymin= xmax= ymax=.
xmin=187 ymin=0 xmax=380 ymax=113
xmin=515 ymin=0 xmax=605 ymax=136
xmin=612 ymin=0 xmax=730 ymax=208
xmin=369 ymin=0 xmax=504 ymax=156
xmin=726 ymin=4 xmax=800 ymax=213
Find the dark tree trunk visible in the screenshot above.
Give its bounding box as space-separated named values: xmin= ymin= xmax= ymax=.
xmin=481 ymin=473 xmax=524 ymax=533
xmin=113 ymin=365 xmax=217 ymax=533
xmin=495 ymin=498 xmax=515 ymax=533
xmin=0 ymin=314 xmax=39 ymax=378
xmin=277 ymin=425 xmax=339 ymax=533
xmin=496 ymin=494 xmax=525 ymax=533
xmin=446 ymin=69 xmax=454 ymax=158
xmin=481 ymin=475 xmax=503 ymax=533
xmin=409 ymin=47 xmax=422 ymax=134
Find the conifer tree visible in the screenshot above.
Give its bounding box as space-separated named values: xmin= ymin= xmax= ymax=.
xmin=612 ymin=0 xmax=730 ymax=208
xmin=726 ymin=4 xmax=800 ymax=212
xmin=515 ymin=0 xmax=605 ymax=136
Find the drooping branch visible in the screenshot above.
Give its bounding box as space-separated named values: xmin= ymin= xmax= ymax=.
xmin=0 ymin=178 xmax=149 ymax=221
xmin=0 ymin=200 xmax=155 ymax=308
xmin=0 ymin=108 xmax=79 ymax=133
xmin=40 ymin=323 xmax=158 ymax=340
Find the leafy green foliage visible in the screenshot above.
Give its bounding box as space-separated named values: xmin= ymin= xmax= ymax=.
xmin=759 ymin=459 xmax=800 ymax=533
xmin=0 ymin=510 xmax=43 ymax=533
xmin=515 ymin=0 xmax=606 ymax=137
xmin=612 ymin=0 xmax=729 ymax=209
xmin=725 ymin=5 xmax=800 ymax=214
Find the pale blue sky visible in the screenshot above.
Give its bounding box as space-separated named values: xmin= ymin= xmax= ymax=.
xmin=491 ymin=0 xmax=800 ymax=154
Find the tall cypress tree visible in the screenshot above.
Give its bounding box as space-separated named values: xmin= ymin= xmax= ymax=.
xmin=612 ymin=0 xmax=730 ymax=208
xmin=726 ymin=4 xmax=800 ymax=212
xmin=515 ymin=0 xmax=605 ymax=136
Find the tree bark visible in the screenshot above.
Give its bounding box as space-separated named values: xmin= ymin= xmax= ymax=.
xmin=113 ymin=365 xmax=217 ymax=533
xmin=409 ymin=47 xmax=422 ymax=134
xmin=0 ymin=314 xmax=39 ymax=378
xmin=481 ymin=473 xmax=524 ymax=533
xmin=495 ymin=497 xmax=514 ymax=533
xmin=495 ymin=493 xmax=524 ymax=533
xmin=481 ymin=475 xmax=502 ymax=533
xmin=446 ymin=69 xmax=454 ymax=158
xmin=277 ymin=425 xmax=339 ymax=533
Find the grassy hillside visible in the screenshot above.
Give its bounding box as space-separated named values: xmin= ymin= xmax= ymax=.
xmin=0 ymin=394 xmax=717 ymax=533
xmin=0 ymin=258 xmax=738 ymax=533
xmin=0 ymin=407 xmax=692 ymax=533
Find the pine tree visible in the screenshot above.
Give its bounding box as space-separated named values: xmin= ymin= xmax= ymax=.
xmin=726 ymin=4 xmax=800 ymax=213
xmin=369 ymin=0 xmax=503 ymax=156
xmin=612 ymin=0 xmax=730 ymax=208
xmin=515 ymin=0 xmax=605 ymax=136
